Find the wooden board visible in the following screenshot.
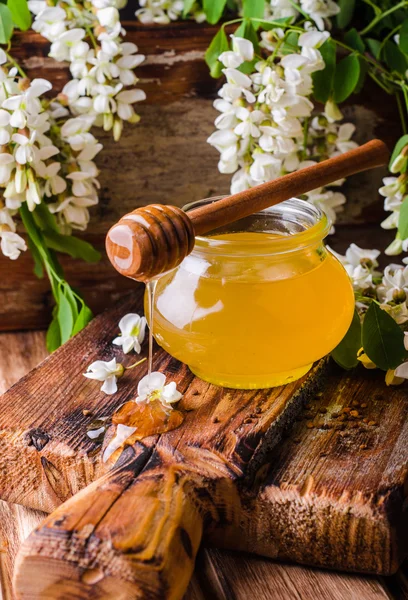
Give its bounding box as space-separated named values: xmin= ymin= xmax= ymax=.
xmin=0 ymin=330 xmax=398 ymax=600
xmin=0 ymin=291 xmax=406 ymax=598
xmin=4 ymin=297 xmax=326 ymax=598
xmin=0 ymin=22 xmax=401 ymax=330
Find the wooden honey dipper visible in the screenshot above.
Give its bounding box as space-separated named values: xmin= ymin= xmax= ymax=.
xmin=106 ymin=140 xmax=389 ymax=281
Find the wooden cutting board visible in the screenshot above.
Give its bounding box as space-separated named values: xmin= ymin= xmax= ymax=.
xmin=0 ymin=289 xmax=406 ymax=599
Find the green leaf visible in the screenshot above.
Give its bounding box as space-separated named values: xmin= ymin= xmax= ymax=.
xmin=333 ymin=54 xmax=360 ymax=103
xmin=33 ymin=203 xmax=59 ymax=233
xmin=399 ymin=18 xmax=408 ymax=54
xmin=389 ymin=135 xmax=408 ymax=170
xmin=43 ymin=231 xmax=101 ymax=263
xmin=336 ymin=0 xmax=355 ymax=28
xmin=366 ymin=37 xmax=381 ymax=59
xmin=398 ymin=197 xmax=408 ymax=240
xmin=63 ymin=283 xmax=79 ymax=323
xmin=27 ymin=236 xmax=44 ymax=279
xmin=19 ymin=203 xmax=43 ymax=248
xmin=354 ymin=57 xmax=368 ymax=94
xmin=344 ymin=28 xmax=365 ymax=53
xmin=183 ymin=0 xmax=196 ymax=17
xmin=205 ymin=28 xmax=229 ymax=78
xmin=7 ymin=0 xmax=30 ymax=30
xmin=362 ymin=302 xmax=406 ymax=370
xmin=46 ymin=313 xmax=61 ymax=353
xmin=281 ymin=31 xmax=299 ymax=55
xmin=243 ymin=0 xmax=264 ymax=19
xmin=57 ymin=285 xmax=74 ymax=345
xmin=0 ymin=4 xmax=13 ymax=43
xmin=72 ymin=304 xmax=93 ymax=336
xmin=331 ymin=309 xmax=361 ymax=370
xmin=203 ymin=0 xmax=227 ymax=24
xmin=312 ymin=38 xmax=336 ymax=103
xmin=383 ymin=40 xmax=407 ymax=75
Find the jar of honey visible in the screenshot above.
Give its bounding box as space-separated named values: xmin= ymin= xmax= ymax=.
xmin=147 ymin=197 xmax=354 ymax=389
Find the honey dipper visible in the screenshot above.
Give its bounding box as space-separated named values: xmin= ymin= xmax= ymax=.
xmin=106 ymin=139 xmax=389 ymax=281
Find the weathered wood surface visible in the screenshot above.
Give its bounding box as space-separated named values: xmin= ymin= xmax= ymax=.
xmin=0 ymin=22 xmax=401 ymax=330
xmin=209 ymin=365 xmax=408 ymax=575
xmin=0 ymin=291 xmax=404 ymax=598
xmin=0 ymin=329 xmax=405 ymax=600
xmin=0 ymin=501 xmax=396 ymax=600
xmin=6 ymin=302 xmax=323 ymax=598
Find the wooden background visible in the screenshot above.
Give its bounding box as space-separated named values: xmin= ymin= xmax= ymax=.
xmin=0 ymin=21 xmax=399 ymax=331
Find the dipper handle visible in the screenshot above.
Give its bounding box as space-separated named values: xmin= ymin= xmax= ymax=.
xmin=106 ymin=139 xmax=389 ymax=281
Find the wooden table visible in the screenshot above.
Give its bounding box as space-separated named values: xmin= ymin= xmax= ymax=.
xmin=0 ymin=331 xmax=406 ymax=600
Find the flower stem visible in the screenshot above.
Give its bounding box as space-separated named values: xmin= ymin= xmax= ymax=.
xmin=125 ymin=357 xmax=147 ymax=370
xmin=5 ymin=51 xmax=27 ymax=78
xmin=396 ymin=91 xmax=408 ymax=135
xmin=360 ymin=1 xmax=408 ymax=36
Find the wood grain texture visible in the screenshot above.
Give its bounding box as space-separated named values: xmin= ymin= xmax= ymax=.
xmin=207 ymin=366 xmax=408 ymax=575
xmin=0 ymin=22 xmax=401 ymax=330
xmin=0 ymin=329 xmax=403 ymax=600
xmin=10 ymin=300 xmax=324 ymax=597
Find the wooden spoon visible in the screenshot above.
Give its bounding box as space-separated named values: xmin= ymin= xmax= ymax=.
xmin=106 ymin=139 xmax=389 ymax=281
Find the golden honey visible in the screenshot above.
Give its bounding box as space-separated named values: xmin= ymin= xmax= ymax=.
xmin=146 ymin=198 xmax=354 ymax=389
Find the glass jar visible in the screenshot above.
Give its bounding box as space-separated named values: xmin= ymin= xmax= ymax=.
xmin=146 ymin=197 xmax=354 ymax=389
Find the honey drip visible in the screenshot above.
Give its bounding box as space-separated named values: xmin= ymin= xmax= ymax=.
xmin=103 ymin=279 xmax=184 ymax=463
xmin=112 ymin=399 xmax=184 ymax=436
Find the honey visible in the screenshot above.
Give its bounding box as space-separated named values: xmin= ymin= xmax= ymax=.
xmin=145 ymin=198 xmax=355 ymax=389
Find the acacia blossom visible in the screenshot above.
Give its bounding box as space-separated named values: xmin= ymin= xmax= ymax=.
xmin=29 ymin=0 xmax=146 ymax=140
xmin=207 ymin=31 xmax=356 ymax=229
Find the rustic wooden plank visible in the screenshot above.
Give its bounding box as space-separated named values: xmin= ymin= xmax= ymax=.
xmin=2 ymin=292 xmax=323 ymax=598
xmin=191 ymin=549 xmax=392 ymax=600
xmin=205 ymin=366 xmax=408 ymax=575
xmin=0 ymin=329 xmax=397 ymax=600
xmin=0 ymin=502 xmax=45 ymax=600
xmin=0 ymin=290 xmax=322 ymax=514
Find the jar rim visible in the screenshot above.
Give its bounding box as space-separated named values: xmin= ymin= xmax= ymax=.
xmin=183 ymin=196 xmax=331 ymax=256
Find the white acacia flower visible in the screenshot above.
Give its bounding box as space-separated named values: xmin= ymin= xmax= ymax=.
xmin=50 ymin=28 xmax=86 ymax=62
xmin=136 ymin=371 xmax=182 ymax=408
xmin=12 ymin=132 xmax=38 ymax=165
xmin=36 ymin=162 xmax=67 ymax=197
xmin=213 ymin=99 xmax=239 ymax=130
xmin=49 ymin=195 xmax=98 ymax=232
xmin=116 ymin=88 xmax=146 ymax=121
xmin=116 ymin=43 xmax=145 ymax=86
xmin=234 ymin=107 xmax=263 ymax=138
xmin=0 ymin=153 xmax=15 ymax=184
xmin=250 ymin=153 xmax=282 ymax=183
xmin=3 ymin=79 xmax=53 ymax=128
xmin=221 ymin=69 xmax=256 ymax=103
xmin=26 ymin=170 xmax=42 ymax=211
xmin=220 ymin=36 xmax=254 ymax=69
xmin=97 ymin=6 xmax=120 ymax=28
xmin=298 ymin=29 xmax=330 ymax=48
xmin=300 ymin=0 xmax=340 ymax=30
xmin=113 ymin=313 xmax=147 ymax=354
xmin=0 ymin=208 xmax=16 ymax=231
xmin=377 ymin=264 xmax=408 ymax=303
xmin=0 ymin=231 xmax=27 ymax=259
xmin=335 ymin=123 xmax=358 ymax=153
xmin=89 ymin=51 xmax=120 ymax=84
xmin=328 ymin=244 xmax=381 ymax=290
xmin=84 ymin=358 xmax=124 ymax=395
